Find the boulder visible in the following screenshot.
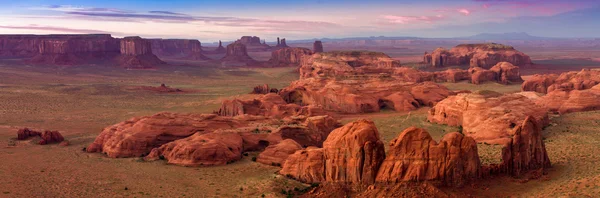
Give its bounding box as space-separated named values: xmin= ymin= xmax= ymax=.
xmin=257 ymin=139 xmax=303 ymax=166
xmin=217 ymin=93 xmax=301 ymax=118
xmin=250 ymin=84 xmax=277 ymax=94
xmin=146 ymin=132 xmax=243 ymax=166
xmin=376 ymin=128 xmax=481 ymax=187
xmin=521 ymin=74 xmax=558 ymax=94
xmin=498 ymin=116 xmax=552 ymax=177
xmin=39 ymin=130 xmax=65 ymax=145
xmin=280 ymin=147 xmax=326 ymax=183
xmin=17 ymin=128 xmax=41 ymax=140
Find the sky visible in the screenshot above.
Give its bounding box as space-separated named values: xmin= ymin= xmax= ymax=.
xmin=0 ymin=0 xmax=598 ymax=42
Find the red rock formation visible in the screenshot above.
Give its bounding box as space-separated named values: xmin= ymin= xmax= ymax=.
xmin=269 ymin=47 xmax=313 ymax=67
xmin=522 ymin=69 xmax=600 ymax=93
xmin=493 ymin=116 xmax=552 ymax=177
xmin=149 ymin=39 xmax=210 ymax=60
xmin=239 ymin=36 xmax=262 ymax=46
xmin=276 ymin=37 xmax=289 ymax=48
xmin=257 ymin=139 xmax=303 ymax=166
xmin=468 ymin=67 xmax=497 ymax=85
xmin=135 ymin=84 xmax=185 ymax=93
xmin=250 ymin=84 xmax=278 ymax=94
xmin=86 ymin=113 xmax=250 ymax=158
xmin=280 ymin=77 xmax=453 ymax=114
xmin=424 ymin=43 xmax=532 ymax=68
xmin=428 ymin=91 xmax=549 ymax=143
xmin=16 ymin=128 xmax=65 ymax=145
xmin=116 ymin=36 xmax=165 ymax=68
xmin=280 ymin=147 xmax=326 ymax=183
xmin=299 ymin=51 xmax=402 ymax=79
xmin=280 ymin=119 xmax=386 ymax=184
xmin=534 ymin=84 xmax=600 ymax=114
xmin=145 ymin=132 xmax=243 ymax=166
xmin=489 ymin=62 xmax=523 ymax=84
xmin=376 ymin=128 xmax=481 ymax=187
xmin=272 ymin=115 xmax=340 ymax=147
xmin=17 ymin=128 xmax=41 ymax=140
xmin=214 ymin=40 xmax=226 ymax=54
xmin=217 ymin=93 xmax=302 ymax=118
xmin=220 ymin=42 xmax=258 ymax=67
xmin=313 ymin=41 xmax=324 ymax=53
xmin=432 ymin=69 xmax=470 ymax=83
xmin=39 ymin=131 xmax=65 ymax=145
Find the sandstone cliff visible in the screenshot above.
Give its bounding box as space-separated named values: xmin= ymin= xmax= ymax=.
xmin=424 ymin=43 xmax=532 ymax=68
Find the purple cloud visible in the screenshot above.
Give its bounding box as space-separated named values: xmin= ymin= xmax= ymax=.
xmin=0 ymin=24 xmax=117 ymax=34
xmin=148 ymin=11 xmax=188 ymax=16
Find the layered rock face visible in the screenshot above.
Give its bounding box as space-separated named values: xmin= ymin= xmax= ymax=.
xmin=492 ymin=116 xmax=551 ymax=177
xmin=522 ymin=69 xmax=600 ymax=93
xmin=268 ymin=47 xmax=313 ymax=67
xmin=257 ymin=139 xmax=303 ymax=166
xmin=146 ymin=132 xmax=243 ymax=166
xmin=217 ymin=93 xmax=303 ymax=118
xmin=299 ymin=51 xmax=402 ymax=79
xmin=220 ymin=42 xmax=258 ymax=66
xmin=534 ymin=84 xmax=600 ymax=114
xmin=424 ymin=43 xmax=532 ymax=68
xmin=313 ymin=41 xmax=324 ymax=53
xmin=149 ymin=39 xmax=209 ymax=60
xmin=116 ymin=36 xmax=165 ymax=68
xmin=239 ymin=36 xmax=262 ymax=46
xmin=428 ymin=91 xmax=549 ymax=143
xmin=87 ymin=112 xmax=339 ymax=165
xmin=279 ymin=76 xmax=455 ymax=114
xmin=376 ymin=128 xmax=481 ymax=187
xmin=280 ymin=120 xmax=386 ymax=184
xmin=1 ymin=34 xmax=119 ymax=60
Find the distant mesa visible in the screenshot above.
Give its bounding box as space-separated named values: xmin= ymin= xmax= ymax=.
xmin=116 ymin=36 xmax=166 ymax=69
xmin=220 ymin=41 xmax=259 ymax=67
xmin=423 ymin=43 xmax=532 ymax=68
xmin=268 ymin=47 xmax=313 ymax=67
xmin=0 ymin=34 xmax=166 ymax=68
xmin=313 ymin=41 xmax=324 ymax=53
xmin=149 ymin=39 xmax=210 ymax=60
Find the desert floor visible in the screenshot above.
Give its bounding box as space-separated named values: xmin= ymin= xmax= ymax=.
xmin=1 ymin=46 xmax=600 ymax=197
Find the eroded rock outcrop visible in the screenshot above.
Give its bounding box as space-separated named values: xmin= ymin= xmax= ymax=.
xmin=149 ymin=39 xmax=210 ymax=60
xmin=269 ymin=47 xmax=313 ymax=67
xmin=220 ymin=42 xmax=258 ymax=67
xmin=16 ymin=128 xmax=65 ymax=145
xmin=279 ymin=77 xmax=455 ymax=114
xmin=217 ymin=93 xmax=302 ymax=118
xmin=534 ymin=84 xmax=600 ymax=114
xmin=376 ymin=128 xmax=481 ymax=187
xmin=276 ymin=37 xmax=289 ymax=48
xmin=145 ymin=132 xmax=243 ymax=166
xmin=299 ymin=51 xmax=401 ymax=79
xmin=428 ymin=91 xmax=549 ymax=143
xmin=250 ymin=84 xmax=278 ymax=94
xmin=490 ymin=62 xmax=523 ymax=84
xmin=257 ymin=139 xmax=303 ymax=166
xmin=424 ymin=43 xmax=532 ymax=68
xmin=491 ymin=116 xmax=552 ymax=177
xmin=117 ymin=36 xmax=165 ymax=68
xmin=522 ymin=69 xmax=600 ymax=93
xmin=280 ymin=119 xmax=386 ymax=184
xmin=313 ymin=41 xmax=324 ymax=53
xmin=86 ymin=113 xmax=250 ymax=158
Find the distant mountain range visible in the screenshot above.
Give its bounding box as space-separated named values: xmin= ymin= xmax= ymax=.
xmin=456 ymin=32 xmax=556 ymax=40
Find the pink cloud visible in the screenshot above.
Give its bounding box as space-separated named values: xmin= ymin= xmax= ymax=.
xmin=458 ymin=8 xmax=471 ymax=16
xmin=482 ymin=4 xmax=490 ymax=9
xmin=381 ymin=15 xmax=446 ymax=24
